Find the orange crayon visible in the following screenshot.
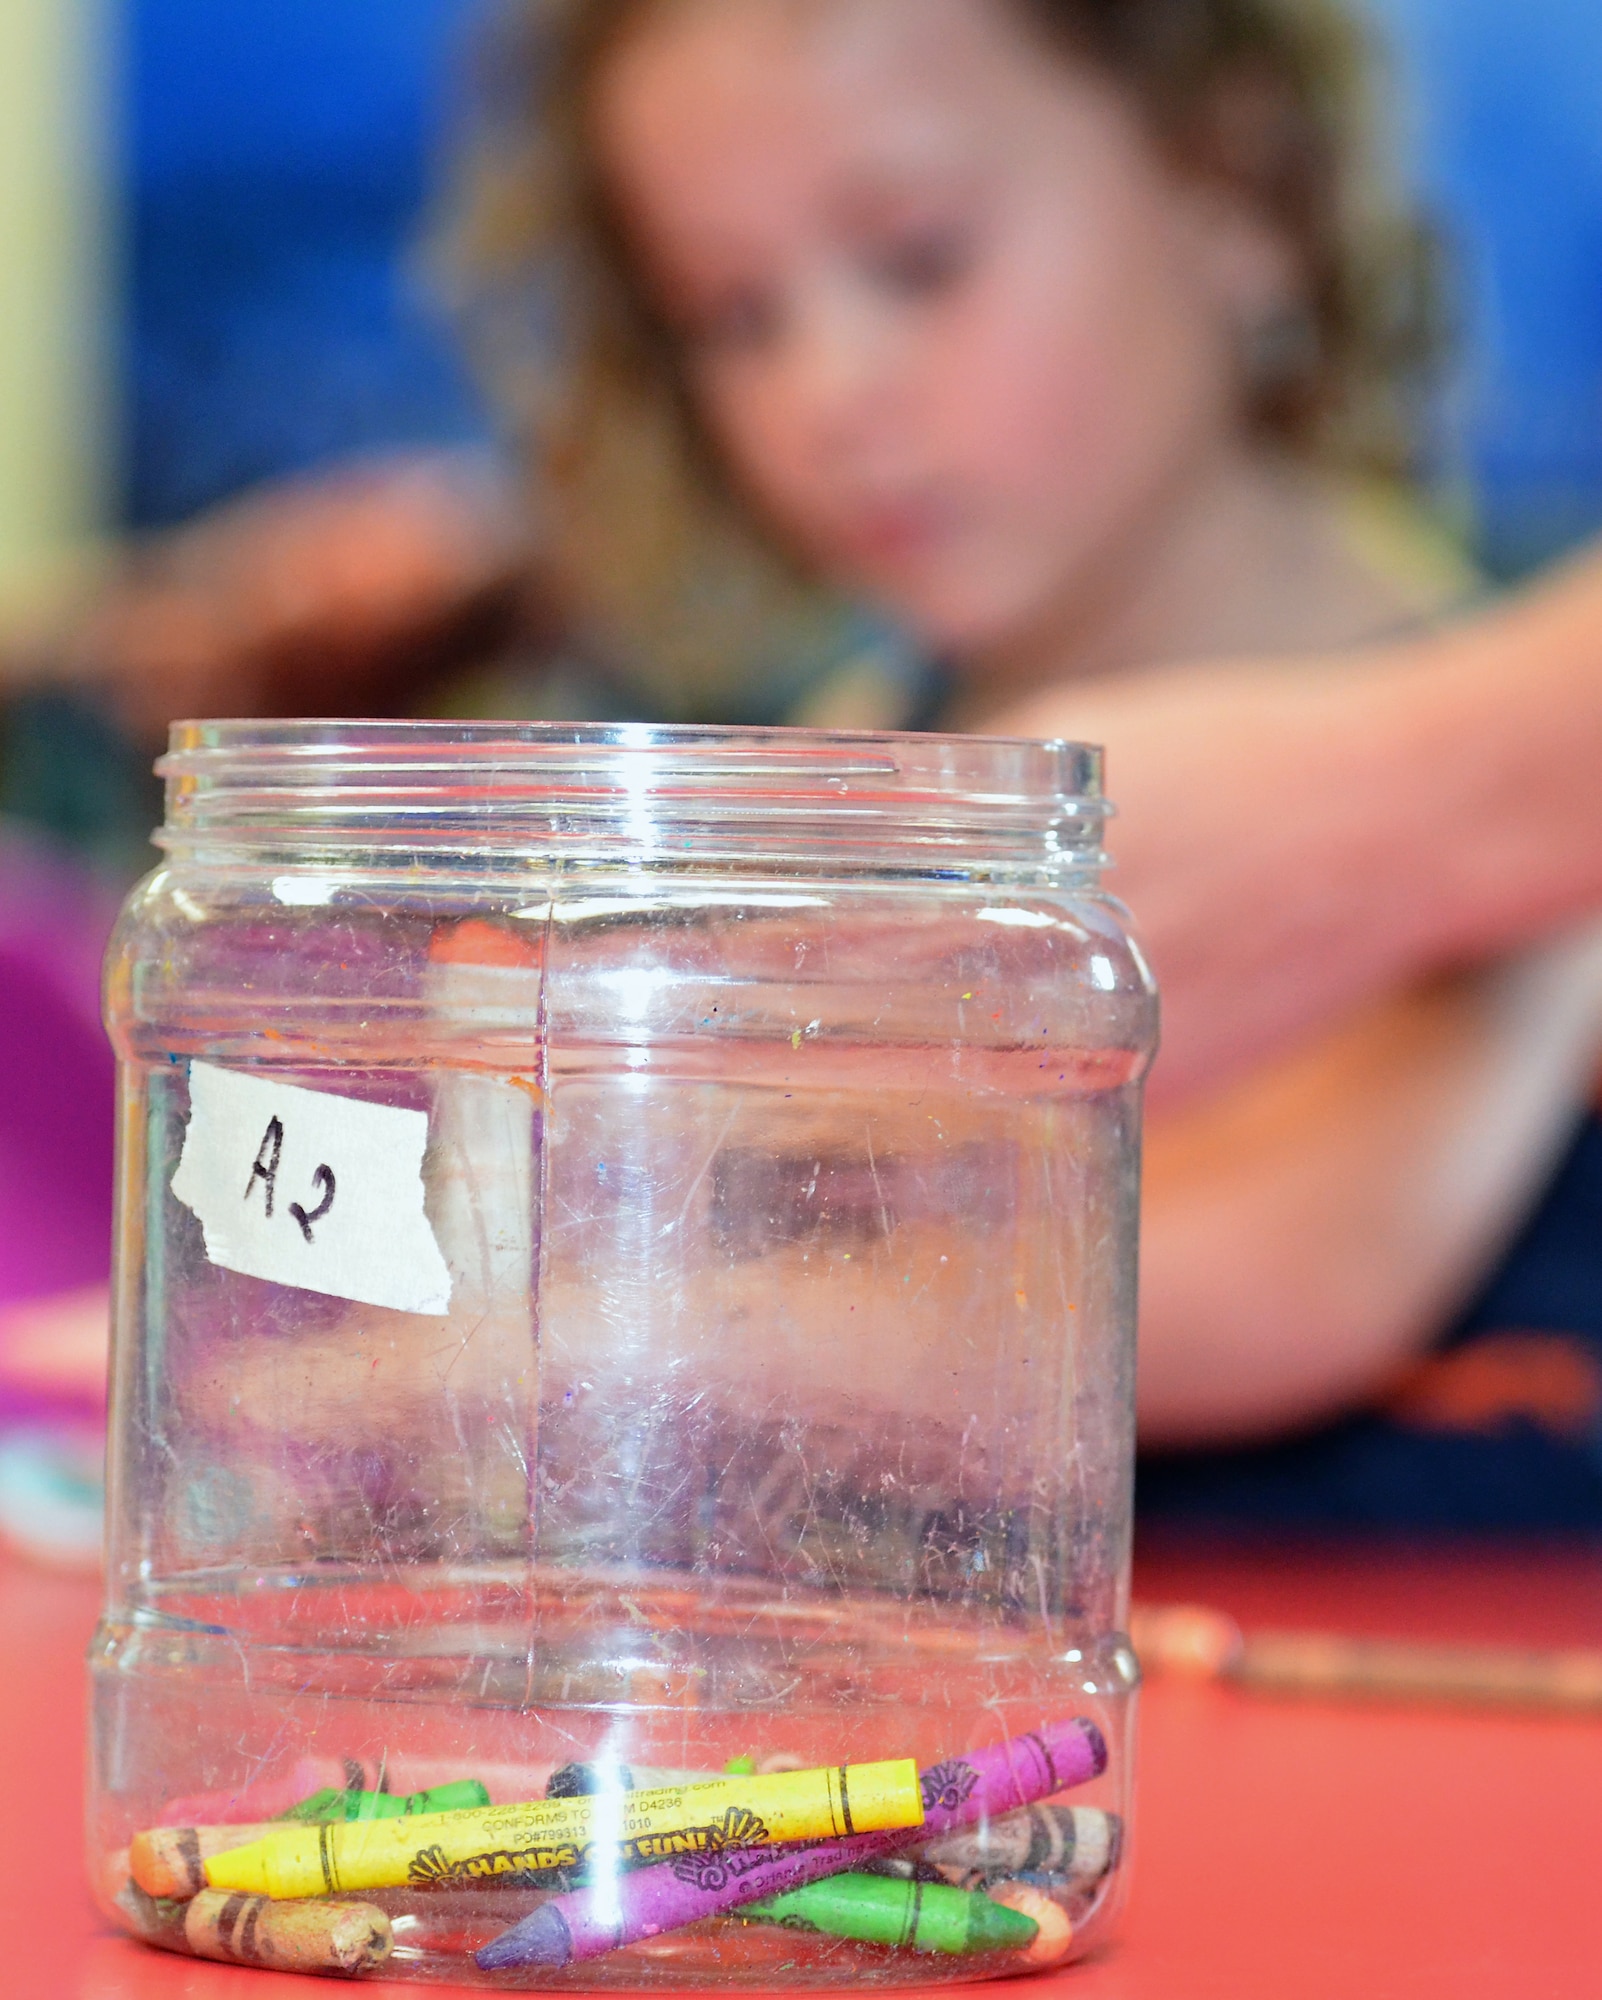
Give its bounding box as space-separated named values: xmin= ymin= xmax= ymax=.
xmin=130 ymin=1821 xmax=285 ymax=1900
xmin=985 ymin=1883 xmax=1073 ymax=1966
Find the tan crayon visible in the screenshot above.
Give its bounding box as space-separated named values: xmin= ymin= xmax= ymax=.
xmin=917 ymin=1806 xmax=1120 ymax=1891
xmin=1132 ymin=1602 xmax=1602 ymax=1714
xmin=183 ymin=1889 xmax=394 ymax=1974
xmin=130 ymin=1821 xmax=286 ymax=1900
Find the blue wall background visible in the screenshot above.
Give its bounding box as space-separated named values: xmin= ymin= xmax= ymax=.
xmin=1377 ymin=0 xmax=1602 ymax=574
xmin=125 ymin=0 xmax=489 ymax=528
xmin=125 ymin=0 xmax=1602 ymax=576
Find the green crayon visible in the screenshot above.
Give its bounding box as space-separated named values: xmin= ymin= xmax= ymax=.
xmin=276 ymin=1779 xmax=490 ymax=1824
xmin=747 ymin=1873 xmax=1041 ymax=1955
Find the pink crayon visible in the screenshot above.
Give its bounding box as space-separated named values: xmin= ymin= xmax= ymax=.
xmin=477 ymin=1717 xmax=1106 ymax=1971
xmin=159 ymin=1759 xmax=352 ymax=1828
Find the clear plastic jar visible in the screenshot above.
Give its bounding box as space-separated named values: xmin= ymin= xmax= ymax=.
xmin=91 ymin=722 xmax=1156 ymax=1986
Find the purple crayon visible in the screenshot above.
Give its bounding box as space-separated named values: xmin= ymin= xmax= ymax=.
xmin=477 ymin=1717 xmax=1106 ymax=1971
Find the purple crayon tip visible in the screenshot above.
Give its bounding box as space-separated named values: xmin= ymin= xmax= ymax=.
xmin=476 ymin=1904 xmax=571 ymax=1971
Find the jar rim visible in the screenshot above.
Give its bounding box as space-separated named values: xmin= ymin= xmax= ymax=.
xmin=156 ymin=719 xmax=1109 ymax=879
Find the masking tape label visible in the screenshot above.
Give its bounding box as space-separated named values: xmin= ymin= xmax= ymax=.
xmin=171 ymin=1062 xmax=453 ymax=1316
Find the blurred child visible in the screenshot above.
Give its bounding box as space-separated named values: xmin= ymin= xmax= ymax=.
xmin=15 ymin=0 xmax=1602 ymax=1522
xmin=445 ymin=0 xmax=1459 ymax=723
xmin=437 ymin=0 xmax=1602 ymax=1512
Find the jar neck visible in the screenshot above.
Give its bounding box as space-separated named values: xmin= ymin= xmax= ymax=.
xmin=155 ymin=721 xmax=1110 ymax=885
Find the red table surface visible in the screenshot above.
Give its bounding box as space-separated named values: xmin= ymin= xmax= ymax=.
xmin=6 ymin=1538 xmax=1602 ymax=1999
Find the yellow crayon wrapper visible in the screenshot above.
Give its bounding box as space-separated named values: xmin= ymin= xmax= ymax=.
xmin=205 ymin=1759 xmax=924 ymax=1901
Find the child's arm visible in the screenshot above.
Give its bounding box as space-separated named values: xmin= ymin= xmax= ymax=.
xmin=993 ymin=544 xmax=1602 ymax=1110
xmin=2 ymin=452 xmax=529 ymax=739
xmin=1136 ymin=924 xmax=1602 ymax=1445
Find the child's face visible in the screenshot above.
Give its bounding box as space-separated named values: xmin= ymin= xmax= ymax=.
xmin=596 ymin=0 xmax=1293 ymax=668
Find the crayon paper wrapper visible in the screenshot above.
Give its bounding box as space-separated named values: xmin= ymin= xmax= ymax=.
xmin=211 ymin=1762 xmax=922 ymax=1900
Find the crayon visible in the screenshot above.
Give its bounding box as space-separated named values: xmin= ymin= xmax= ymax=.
xmin=1011 ymin=1869 xmax=1086 ymax=1893
xmin=860 ymin=1856 xmax=949 ymax=1885
xmin=205 ymin=1758 xmax=924 ymax=1901
xmin=1130 ymin=1600 xmax=1602 ymax=1714
xmin=747 ymin=1872 xmax=1041 ymax=1954
xmin=545 ymin=1764 xmax=723 ymax=1799
xmin=388 ymin=1757 xmax=557 ymax=1803
xmin=984 ymin=1882 xmax=1074 ymax=1966
xmin=105 ymin=1852 xmax=186 ymax=1949
xmin=158 ymin=1757 xmax=554 ymax=1826
xmin=130 ymin=1822 xmax=290 ymax=1900
xmin=183 ymin=1888 xmax=393 ymax=1974
xmin=917 ymin=1805 xmax=1121 ymax=1889
xmin=476 ymin=1715 xmax=1106 ymax=1971
xmin=108 ymin=1855 xmax=393 ymax=1973
xmin=130 ymin=1800 xmax=491 ymax=1903
xmin=278 ymin=1779 xmax=490 ymax=1822
xmin=159 ymin=1758 xmax=365 ymax=1828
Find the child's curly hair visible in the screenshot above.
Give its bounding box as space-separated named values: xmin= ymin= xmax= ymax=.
xmin=434 ymin=0 xmax=1439 ymax=714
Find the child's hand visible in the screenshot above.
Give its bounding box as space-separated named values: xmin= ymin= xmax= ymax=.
xmin=993 ymin=547 xmax=1602 ymax=1116
xmin=992 ymin=650 xmax=1437 ymax=1107
xmin=25 ymin=453 xmax=530 ymax=740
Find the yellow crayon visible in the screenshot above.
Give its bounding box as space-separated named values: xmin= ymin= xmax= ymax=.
xmin=205 ymin=1758 xmax=924 ymax=1901
xmin=130 ymin=1821 xmax=292 ymax=1900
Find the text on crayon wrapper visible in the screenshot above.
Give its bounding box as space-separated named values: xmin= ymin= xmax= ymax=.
xmin=171 ymin=1062 xmax=453 ymax=1316
xmin=404 ymin=1808 xmax=775 ymax=1889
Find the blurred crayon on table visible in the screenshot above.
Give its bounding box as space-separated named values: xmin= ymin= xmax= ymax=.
xmin=1131 ymin=1601 xmax=1602 ymax=1714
